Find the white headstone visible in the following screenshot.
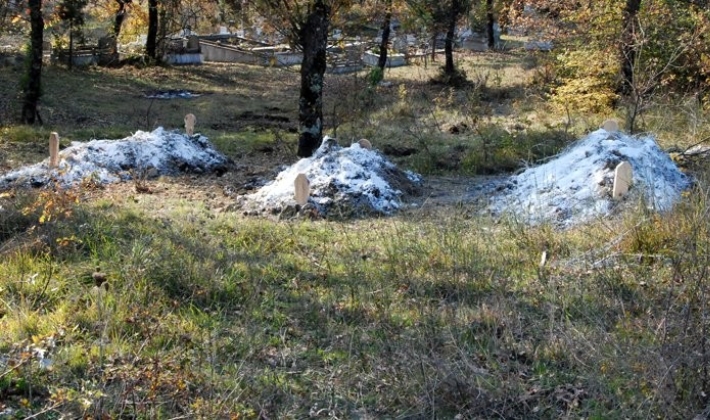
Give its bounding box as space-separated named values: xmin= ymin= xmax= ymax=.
xmin=613 ymin=161 xmax=633 ymax=199
xmin=294 ymin=173 xmax=310 ymax=206
xmin=49 ymin=132 xmax=59 ymax=168
xmin=358 ymin=139 xmax=372 ymax=150
xmin=602 ymin=119 xmax=619 ymax=133
xmin=185 ymin=113 xmax=196 ymax=136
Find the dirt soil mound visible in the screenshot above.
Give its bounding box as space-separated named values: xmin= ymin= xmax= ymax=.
xmin=489 ymin=128 xmax=690 ymax=227
xmin=237 ymin=137 xmax=423 ymax=218
xmin=0 ymin=128 xmax=231 ymax=190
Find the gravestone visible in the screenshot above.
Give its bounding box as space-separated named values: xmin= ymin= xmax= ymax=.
xmin=358 ymin=139 xmax=372 ymax=150
xmin=98 ymin=36 xmax=116 ymax=51
xmin=613 ymin=161 xmax=633 ymax=199
xmin=185 ymin=113 xmax=196 ymax=136
xmin=294 ymin=173 xmax=310 ymax=206
xmin=49 ymin=132 xmax=60 ymax=168
xmin=602 ymin=119 xmax=619 ymax=133
xmin=186 ymin=35 xmax=200 ymax=52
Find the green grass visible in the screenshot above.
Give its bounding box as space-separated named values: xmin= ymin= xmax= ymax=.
xmin=2 ymin=52 xmax=710 ymax=418
xmin=0 ymin=62 xmax=300 ymax=166
xmin=3 ymin=183 xmax=710 ymax=418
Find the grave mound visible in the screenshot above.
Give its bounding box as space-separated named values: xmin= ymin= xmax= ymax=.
xmin=237 ymin=137 xmax=423 ymax=219
xmin=0 ymin=128 xmax=230 ymax=189
xmin=489 ymin=128 xmax=690 ymax=227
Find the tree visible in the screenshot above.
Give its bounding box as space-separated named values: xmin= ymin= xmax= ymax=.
xmin=295 ymin=0 xmax=331 ymax=157
xmin=620 ymin=1 xmax=710 ymax=131
xmin=256 ymin=0 xmax=336 ymax=157
xmin=22 ymin=0 xmax=43 ymax=124
xmin=486 ymin=0 xmax=495 ymax=49
xmin=619 ymin=0 xmax=642 ymax=95
xmin=377 ymin=0 xmax=393 ymax=71
xmin=114 ymin=0 xmax=132 ymax=44
xmin=442 ymin=0 xmax=468 ymax=76
xmin=0 ymin=0 xmax=15 ymax=30
xmin=145 ymin=0 xmax=213 ymax=61
xmin=407 ymin=0 xmax=471 ymax=82
xmin=146 ymin=0 xmax=158 ymax=59
xmin=522 ymin=0 xmax=710 ymax=129
xmin=56 ymin=0 xmax=88 ymax=70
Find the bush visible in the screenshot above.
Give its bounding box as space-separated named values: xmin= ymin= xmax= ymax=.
xmin=367 ymin=67 xmax=384 ymax=86
xmin=551 ymin=48 xmax=619 ymax=114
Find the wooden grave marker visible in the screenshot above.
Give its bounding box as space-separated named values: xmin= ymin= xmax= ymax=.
xmin=49 ymin=132 xmax=60 ymax=168
xmin=294 ymin=173 xmax=310 ymax=206
xmin=602 ymin=119 xmax=619 ymax=133
xmin=185 ymin=113 xmax=196 ymax=136
xmin=358 ymin=138 xmax=372 ymax=150
xmin=613 ymin=161 xmax=633 ymax=199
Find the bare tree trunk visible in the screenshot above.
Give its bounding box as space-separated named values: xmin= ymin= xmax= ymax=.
xmin=444 ymin=4 xmax=457 ymax=75
xmin=22 ymin=0 xmax=43 ymax=124
xmin=377 ymin=0 xmax=392 ymax=70
xmin=297 ymin=0 xmax=330 ymax=158
xmin=619 ymin=0 xmax=642 ymax=95
xmin=114 ymin=0 xmax=131 ymax=52
xmin=146 ymin=0 xmax=158 ymax=59
xmin=68 ymin=26 xmax=74 ymax=70
xmin=431 ymin=32 xmax=437 ymax=62
xmin=444 ymin=27 xmax=455 ymax=75
xmin=486 ymin=0 xmax=495 ymax=49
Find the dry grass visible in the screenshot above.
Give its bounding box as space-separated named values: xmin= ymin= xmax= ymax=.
xmin=2 ymin=52 xmax=710 ymax=419
xmin=0 ymin=62 xmax=301 ymax=168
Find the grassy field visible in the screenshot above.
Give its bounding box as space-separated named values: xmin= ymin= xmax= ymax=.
xmin=2 ymin=51 xmax=710 ymax=419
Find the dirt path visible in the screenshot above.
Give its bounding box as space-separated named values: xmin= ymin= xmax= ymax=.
xmin=409 ymin=174 xmax=509 ymax=209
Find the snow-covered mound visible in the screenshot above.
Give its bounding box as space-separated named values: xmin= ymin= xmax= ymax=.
xmin=238 ymin=137 xmax=422 ymax=218
xmin=0 ymin=128 xmax=230 ymax=189
xmin=490 ymin=129 xmax=690 ymax=226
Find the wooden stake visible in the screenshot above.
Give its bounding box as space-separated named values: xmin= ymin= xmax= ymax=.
xmin=602 ymin=119 xmax=619 ymax=133
xmin=358 ymin=139 xmax=372 ymax=150
xmin=185 ymin=113 xmax=196 ymax=136
xmin=49 ymin=132 xmax=59 ymax=168
xmin=613 ymin=161 xmax=633 ymax=199
xmin=294 ymin=173 xmax=310 ymax=206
